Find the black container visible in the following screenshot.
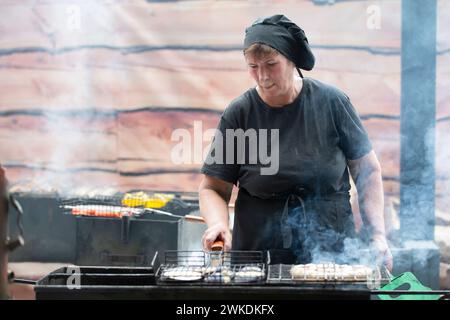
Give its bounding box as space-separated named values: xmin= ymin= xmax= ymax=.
xmin=9 ymin=194 xmax=76 ymax=262
xmin=75 ymin=214 xmax=179 ymax=267
xmin=34 ymin=265 xmax=157 ymax=300
xmin=7 ymin=192 xmax=202 ymax=265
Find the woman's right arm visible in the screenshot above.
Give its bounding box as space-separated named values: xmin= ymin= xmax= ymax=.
xmin=199 ymin=174 xmax=233 ymax=251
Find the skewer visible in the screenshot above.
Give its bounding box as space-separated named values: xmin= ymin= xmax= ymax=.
xmin=145 ymin=208 xmax=205 ymax=222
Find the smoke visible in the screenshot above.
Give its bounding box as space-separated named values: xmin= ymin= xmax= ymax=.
xmin=309 ymin=237 xmax=375 ymax=266
xmin=286 ymin=204 xmax=377 ymax=266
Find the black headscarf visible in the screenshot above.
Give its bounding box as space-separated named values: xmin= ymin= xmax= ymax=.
xmin=243 ymin=14 xmax=315 ymax=76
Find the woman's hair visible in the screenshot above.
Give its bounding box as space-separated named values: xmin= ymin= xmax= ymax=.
xmin=244 ymin=43 xmax=278 ymax=59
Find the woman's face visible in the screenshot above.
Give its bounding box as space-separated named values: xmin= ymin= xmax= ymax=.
xmin=245 ymin=51 xmax=296 ymax=98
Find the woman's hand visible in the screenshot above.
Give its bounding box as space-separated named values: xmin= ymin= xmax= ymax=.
xmin=371 ymin=234 xmax=393 ymax=272
xmin=202 ymin=223 xmax=232 ymax=252
xmin=348 ymin=151 xmax=393 ymax=272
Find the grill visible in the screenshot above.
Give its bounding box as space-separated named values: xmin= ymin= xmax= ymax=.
xmin=34 ymin=250 xmax=394 ymax=300
xmin=57 ymin=193 xmax=203 ymax=267
xmin=35 ymin=264 xmax=448 ymax=300
xmin=34 ymin=265 xmax=373 ymax=300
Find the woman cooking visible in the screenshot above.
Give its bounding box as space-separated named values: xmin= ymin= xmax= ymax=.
xmin=199 ymin=14 xmax=393 ymax=270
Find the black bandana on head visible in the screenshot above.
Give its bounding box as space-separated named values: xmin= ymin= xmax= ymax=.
xmin=243 ymin=14 xmax=315 ymax=72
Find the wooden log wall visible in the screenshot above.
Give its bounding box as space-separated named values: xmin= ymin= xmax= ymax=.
xmin=0 ymin=0 xmax=449 ymax=212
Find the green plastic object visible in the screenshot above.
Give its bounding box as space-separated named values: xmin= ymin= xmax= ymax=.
xmin=377 ymin=272 xmax=442 ymax=300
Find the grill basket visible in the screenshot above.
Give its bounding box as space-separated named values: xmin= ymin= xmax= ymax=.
xmin=156 ymin=250 xmax=266 ymax=285
xmin=267 ymin=263 xmax=389 ymax=289
xmin=59 ymin=191 xmax=198 ymax=219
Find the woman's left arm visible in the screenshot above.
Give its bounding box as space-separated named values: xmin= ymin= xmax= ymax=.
xmin=347 ymin=150 xmax=393 ymax=271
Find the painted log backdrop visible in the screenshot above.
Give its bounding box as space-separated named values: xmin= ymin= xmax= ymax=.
xmin=0 ymin=0 xmax=449 ymax=212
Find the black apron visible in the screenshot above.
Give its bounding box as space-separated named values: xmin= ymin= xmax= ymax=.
xmin=232 ymin=186 xmax=356 ymax=264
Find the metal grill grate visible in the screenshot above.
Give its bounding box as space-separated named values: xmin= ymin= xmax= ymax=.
xmin=60 ymin=196 xmax=143 ymax=218
xmin=59 ymin=192 xmax=199 ymax=219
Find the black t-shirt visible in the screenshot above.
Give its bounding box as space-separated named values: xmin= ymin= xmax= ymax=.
xmin=201 ymin=78 xmax=372 ymax=263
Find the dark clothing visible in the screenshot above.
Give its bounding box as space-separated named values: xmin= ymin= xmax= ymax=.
xmin=244 ymin=14 xmax=315 ymax=71
xmin=201 ymin=78 xmax=372 ymax=263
